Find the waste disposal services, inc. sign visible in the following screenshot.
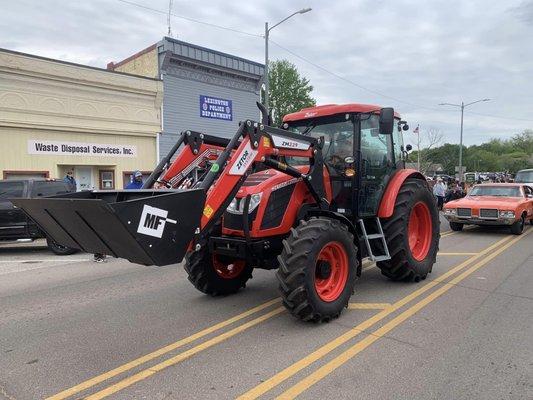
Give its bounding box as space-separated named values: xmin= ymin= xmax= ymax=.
xmin=199 ymin=95 xmax=233 ymax=121
xmin=27 ymin=140 xmax=137 ymax=158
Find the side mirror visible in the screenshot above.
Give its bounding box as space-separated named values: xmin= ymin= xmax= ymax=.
xmin=405 ymin=144 xmax=413 ymax=152
xmin=379 ymin=107 xmax=395 ymax=135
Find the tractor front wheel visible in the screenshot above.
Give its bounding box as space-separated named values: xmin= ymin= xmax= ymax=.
xmin=276 ymin=217 xmax=358 ymax=322
xmin=377 ymin=178 xmax=440 ymax=282
xmin=184 ymin=247 xmax=253 ymax=296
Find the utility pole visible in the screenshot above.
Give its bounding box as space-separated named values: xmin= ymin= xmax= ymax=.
xmin=264 ymin=8 xmax=312 ymax=111
xmin=439 ymin=98 xmax=491 ymax=182
xmin=414 ymin=124 xmax=421 ymax=171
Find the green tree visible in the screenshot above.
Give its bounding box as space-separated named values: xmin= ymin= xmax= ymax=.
xmin=266 ymin=59 xmax=316 ymax=126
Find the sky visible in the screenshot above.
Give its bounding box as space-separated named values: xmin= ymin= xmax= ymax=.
xmin=1 ymin=0 xmax=532 ymax=148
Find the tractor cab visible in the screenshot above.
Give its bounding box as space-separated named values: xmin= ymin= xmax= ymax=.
xmin=283 ymin=104 xmax=407 ymax=217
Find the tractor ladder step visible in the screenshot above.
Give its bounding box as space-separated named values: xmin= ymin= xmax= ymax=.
xmin=357 ymin=218 xmax=391 ymax=262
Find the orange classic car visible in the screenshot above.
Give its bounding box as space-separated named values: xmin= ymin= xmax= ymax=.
xmin=443 ymin=183 xmax=533 ymax=235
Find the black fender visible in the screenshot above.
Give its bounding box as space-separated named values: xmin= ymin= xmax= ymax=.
xmin=297 ymin=206 xmax=362 ymax=276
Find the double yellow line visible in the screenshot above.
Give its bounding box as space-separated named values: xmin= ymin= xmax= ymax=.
xmin=239 ymin=229 xmax=530 ymax=399
xmin=46 ymin=299 xmax=284 ymax=400
xmin=46 ymin=230 xmax=527 ymax=400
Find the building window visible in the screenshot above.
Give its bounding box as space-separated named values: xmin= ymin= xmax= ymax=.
xmin=123 ymin=171 xmax=152 ymax=188
xmin=99 ymin=170 xmax=115 ymax=190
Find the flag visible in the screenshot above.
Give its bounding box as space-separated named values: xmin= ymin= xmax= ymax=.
xmin=413 ymin=125 xmax=419 ymax=134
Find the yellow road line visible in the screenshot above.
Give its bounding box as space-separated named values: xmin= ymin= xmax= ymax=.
xmin=440 ymin=231 xmax=457 ymax=238
xmin=438 ymin=252 xmax=478 ymax=256
xmin=85 ymin=307 xmax=285 ymax=400
xmin=46 ymin=298 xmax=280 ymax=400
xmin=347 ymin=303 xmax=391 ymax=310
xmin=237 ymin=234 xmax=511 ymax=400
xmin=277 ymin=229 xmax=531 ymax=399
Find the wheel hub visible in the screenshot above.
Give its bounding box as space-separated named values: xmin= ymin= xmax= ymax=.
xmin=314 ymin=241 xmax=349 ymax=302
xmin=316 ymin=260 xmax=332 ymax=280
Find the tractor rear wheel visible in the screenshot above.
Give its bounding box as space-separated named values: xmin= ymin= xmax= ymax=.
xmin=184 ymin=247 xmax=253 ymax=296
xmin=377 ymin=178 xmax=440 ymax=282
xmin=276 ymin=217 xmax=358 ymax=322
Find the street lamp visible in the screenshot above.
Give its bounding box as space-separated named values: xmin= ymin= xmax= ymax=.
xmin=264 ymin=7 xmax=312 ymax=111
xmin=439 ymin=98 xmax=491 ymax=182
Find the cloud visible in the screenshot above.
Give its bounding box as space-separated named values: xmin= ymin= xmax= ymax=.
xmin=1 ymin=0 xmax=532 ymax=146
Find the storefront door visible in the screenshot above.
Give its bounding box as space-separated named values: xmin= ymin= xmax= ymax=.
xmin=75 ymin=167 xmax=93 ymax=191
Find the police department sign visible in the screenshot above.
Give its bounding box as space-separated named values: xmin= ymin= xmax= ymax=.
xmin=200 ymin=95 xmax=232 ymax=121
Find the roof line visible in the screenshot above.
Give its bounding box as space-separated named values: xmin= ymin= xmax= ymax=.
xmin=107 ymin=43 xmax=157 ymax=70
xmin=161 ymin=36 xmax=264 ymax=69
xmin=0 ymin=47 xmax=161 ymax=82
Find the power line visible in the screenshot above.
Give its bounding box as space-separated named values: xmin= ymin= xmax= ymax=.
xmin=116 ymin=0 xmax=261 ymax=38
xmin=116 ymin=0 xmax=533 ymax=124
xmin=270 ymin=40 xmax=533 ymax=124
xmin=269 ymin=39 xmax=441 ymax=112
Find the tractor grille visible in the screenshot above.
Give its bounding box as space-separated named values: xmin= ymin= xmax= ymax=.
xmin=223 ymin=209 xmax=258 ymax=231
xmin=480 ymin=208 xmax=498 ymax=219
xmin=260 ymin=184 xmax=295 ymax=229
xmin=457 ymin=208 xmax=472 ymax=218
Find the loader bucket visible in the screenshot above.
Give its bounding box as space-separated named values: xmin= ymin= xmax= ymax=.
xmin=11 ymin=189 xmax=205 ymax=266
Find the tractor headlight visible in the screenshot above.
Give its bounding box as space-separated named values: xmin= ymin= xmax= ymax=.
xmin=227 ymin=197 xmax=239 ymax=213
xmin=248 ymin=193 xmax=262 ymax=212
xmin=444 ymin=208 xmax=457 ymax=215
xmin=499 ymin=210 xmax=515 ymax=218
xmin=226 ymin=193 xmax=262 ymax=214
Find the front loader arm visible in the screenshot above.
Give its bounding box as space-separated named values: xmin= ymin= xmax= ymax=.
xmin=143 ymin=131 xmax=229 ymax=189
xmin=195 ymin=120 xmax=328 ymax=241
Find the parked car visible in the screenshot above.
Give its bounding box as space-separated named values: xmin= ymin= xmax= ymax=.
xmin=0 ymin=179 xmax=78 ymax=254
xmin=515 ymin=168 xmax=533 ymax=186
xmin=443 ymin=183 xmax=533 ymax=234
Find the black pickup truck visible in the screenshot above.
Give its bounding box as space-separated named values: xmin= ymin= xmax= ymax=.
xmin=0 ymin=179 xmax=78 ymax=254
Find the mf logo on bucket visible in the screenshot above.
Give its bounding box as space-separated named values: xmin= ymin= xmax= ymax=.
xmin=137 ymin=205 xmax=177 ymax=238
xmin=229 ymin=141 xmax=258 ymax=175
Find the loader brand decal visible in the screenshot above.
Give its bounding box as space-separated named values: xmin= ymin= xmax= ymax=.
xmin=137 ymin=205 xmax=177 ymax=238
xmin=199 ymin=95 xmax=233 ymax=121
xmin=27 ymin=140 xmax=137 ymax=157
xmin=229 ymin=141 xmax=258 ymax=175
xmin=270 ymin=134 xmax=310 ymax=151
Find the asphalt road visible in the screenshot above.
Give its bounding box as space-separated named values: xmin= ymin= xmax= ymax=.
xmin=1 ymin=217 xmax=532 ymax=400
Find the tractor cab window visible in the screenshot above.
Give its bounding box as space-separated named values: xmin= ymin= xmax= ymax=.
xmin=358 ymin=115 xmax=395 ymax=216
xmin=287 ymin=119 xmax=354 ymax=175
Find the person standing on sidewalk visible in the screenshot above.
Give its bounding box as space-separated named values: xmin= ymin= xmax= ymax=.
xmin=433 ymin=178 xmax=446 ymax=211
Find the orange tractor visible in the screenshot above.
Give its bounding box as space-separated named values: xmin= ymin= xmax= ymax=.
xmin=13 ymin=103 xmax=439 ymax=322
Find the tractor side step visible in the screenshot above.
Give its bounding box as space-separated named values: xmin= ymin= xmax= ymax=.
xmin=357 ymin=218 xmax=391 ymax=262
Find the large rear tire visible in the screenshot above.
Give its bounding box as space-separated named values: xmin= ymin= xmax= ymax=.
xmin=184 ymin=247 xmax=253 ymax=296
xmin=276 ymin=217 xmax=358 ymax=322
xmin=377 ymin=178 xmax=440 ymax=282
